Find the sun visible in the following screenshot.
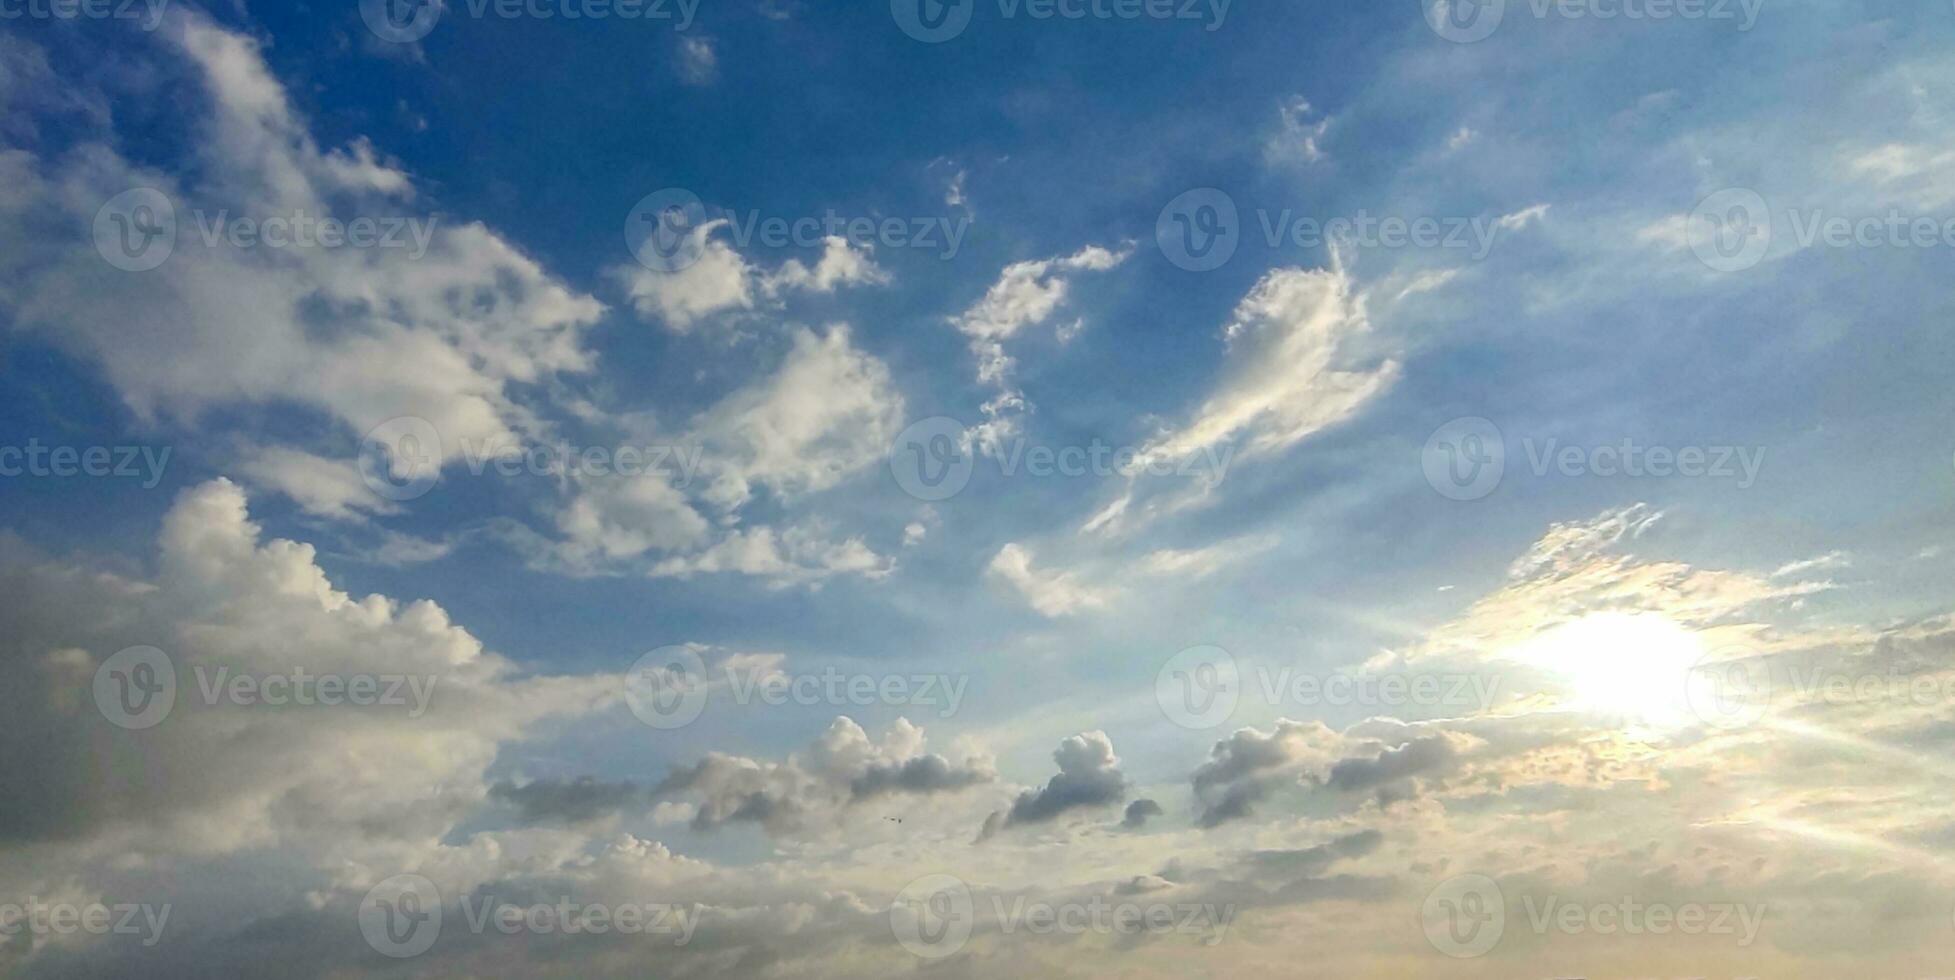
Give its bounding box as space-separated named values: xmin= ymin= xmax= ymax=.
xmin=1514 ymin=612 xmax=1707 ymax=726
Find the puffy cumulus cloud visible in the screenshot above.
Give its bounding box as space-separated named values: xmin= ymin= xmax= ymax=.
xmin=610 ymin=220 xmax=758 ymax=330
xmin=1083 ymin=260 xmax=1398 ymax=536
xmin=611 ymin=224 xmax=887 ymax=332
xmin=1317 ymin=733 xmax=1467 ymax=804
xmin=1190 ymin=720 xmax=1479 ymax=828
xmin=546 ymin=471 xmax=715 ymax=566
xmin=0 ymin=16 xmax=602 ymax=480
xmin=1191 ymin=720 xmax=1342 ymax=828
xmin=952 ymin=245 xmax=1130 ymax=454
xmin=0 ymin=479 xmax=612 ymax=857
xmin=2 ymin=20 xmax=906 ymax=592
xmin=980 ymin=731 xmax=1127 ymax=838
xmin=1121 ymin=798 xmax=1164 ymax=829
xmin=690 ymin=325 xmax=905 ymax=512
xmin=985 ymin=542 xmax=1114 ymax=617
xmin=520 ymin=325 xmax=902 ymax=584
xmin=652 ymin=717 xmax=994 ymax=836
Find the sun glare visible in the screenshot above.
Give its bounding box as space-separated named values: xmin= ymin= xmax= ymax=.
xmin=1515 ymin=613 xmax=1707 ymax=726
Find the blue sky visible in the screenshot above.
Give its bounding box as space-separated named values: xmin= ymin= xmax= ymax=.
xmin=1 ymin=0 xmax=1954 ymax=975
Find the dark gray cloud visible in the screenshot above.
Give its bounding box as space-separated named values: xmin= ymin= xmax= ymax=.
xmin=1121 ymin=798 xmax=1163 ymax=829
xmin=1190 ymin=720 xmax=1334 ymax=827
xmin=981 ymin=731 xmax=1126 ymax=838
xmin=1323 ymin=735 xmax=1460 ymax=793
xmin=489 ymin=776 xmax=646 ymax=825
xmin=1242 ymin=829 xmax=1384 ymax=879
xmin=849 ymin=753 xmax=992 ymax=801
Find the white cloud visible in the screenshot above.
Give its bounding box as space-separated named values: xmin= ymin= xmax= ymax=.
xmin=1494 ymin=202 xmax=1551 ymax=232
xmin=237 ymin=446 xmax=397 ymax=521
xmin=611 ymin=225 xmax=887 ymax=332
xmin=0 ymin=15 xmax=603 ymax=474
xmin=953 ymin=244 xmax=1130 ymax=452
xmin=678 ymin=36 xmax=718 ymax=86
xmin=690 ymin=324 xmax=906 ymax=511
xmin=1082 ymin=261 xmax=1399 ymax=542
xmin=986 ymin=543 xmax=1114 ymax=617
xmin=1264 ymin=96 xmax=1331 ymax=166
xmin=0 ymin=479 xmax=613 ymax=857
